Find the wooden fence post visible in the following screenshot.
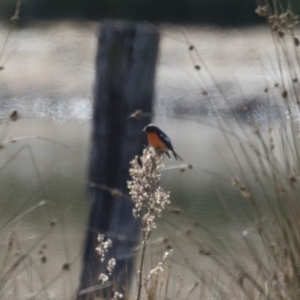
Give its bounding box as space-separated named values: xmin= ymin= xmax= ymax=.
xmin=77 ymin=21 xmax=160 ymax=299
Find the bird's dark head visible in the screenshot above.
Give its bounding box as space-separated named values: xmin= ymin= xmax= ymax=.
xmin=143 ymin=124 xmax=158 ymax=133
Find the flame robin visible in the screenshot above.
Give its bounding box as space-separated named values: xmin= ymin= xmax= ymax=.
xmin=143 ymin=124 xmax=183 ymax=161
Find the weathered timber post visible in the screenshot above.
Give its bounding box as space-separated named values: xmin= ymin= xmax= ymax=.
xmin=77 ymin=22 xmax=160 ymax=299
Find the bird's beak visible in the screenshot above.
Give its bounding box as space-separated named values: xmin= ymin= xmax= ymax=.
xmin=142 ymin=127 xmax=146 ymax=132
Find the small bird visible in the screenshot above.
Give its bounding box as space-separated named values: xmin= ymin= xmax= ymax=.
xmin=143 ymin=124 xmax=183 ymax=161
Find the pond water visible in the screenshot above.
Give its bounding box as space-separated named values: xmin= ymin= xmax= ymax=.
xmin=0 ymin=22 xmax=296 ymax=299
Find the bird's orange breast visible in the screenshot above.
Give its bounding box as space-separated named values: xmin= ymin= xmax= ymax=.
xmin=147 ymin=133 xmax=168 ymax=150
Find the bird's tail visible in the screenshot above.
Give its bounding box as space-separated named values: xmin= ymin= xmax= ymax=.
xmin=172 ymin=150 xmax=183 ymax=161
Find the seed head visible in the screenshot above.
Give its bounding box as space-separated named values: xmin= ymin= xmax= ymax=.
xmin=128 ymin=109 xmax=143 ymax=120
xmin=239 ymin=185 xmax=251 ymax=199
xmin=128 ymin=147 xmax=170 ymax=237
xmin=9 ymin=110 xmax=19 ymax=121
xmin=50 ymin=219 xmax=57 ymax=227
xmin=107 ymin=258 xmax=116 ymax=275
xmin=96 ymin=234 xmax=112 ymax=262
xmin=199 ymin=249 xmax=211 ymax=256
xmin=255 ymin=6 xmax=269 ymax=18
xmin=288 ymin=174 xmax=297 ymax=183
xmin=99 ymin=273 xmax=109 ymax=283
xmin=169 ymin=207 xmax=181 ymax=214
xmin=62 ymin=263 xmax=70 ymax=271
xmin=282 ymin=89 xmax=288 ymax=99
xmin=231 ymin=177 xmax=240 ymax=187
xmin=113 ymin=292 xmax=123 ymax=299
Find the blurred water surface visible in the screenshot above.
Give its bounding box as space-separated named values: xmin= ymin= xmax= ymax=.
xmin=0 ymin=22 xmax=297 ymax=298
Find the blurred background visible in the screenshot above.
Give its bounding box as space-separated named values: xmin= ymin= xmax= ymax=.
xmin=0 ymin=0 xmax=261 ymax=25
xmin=0 ymin=0 xmax=297 ymax=298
